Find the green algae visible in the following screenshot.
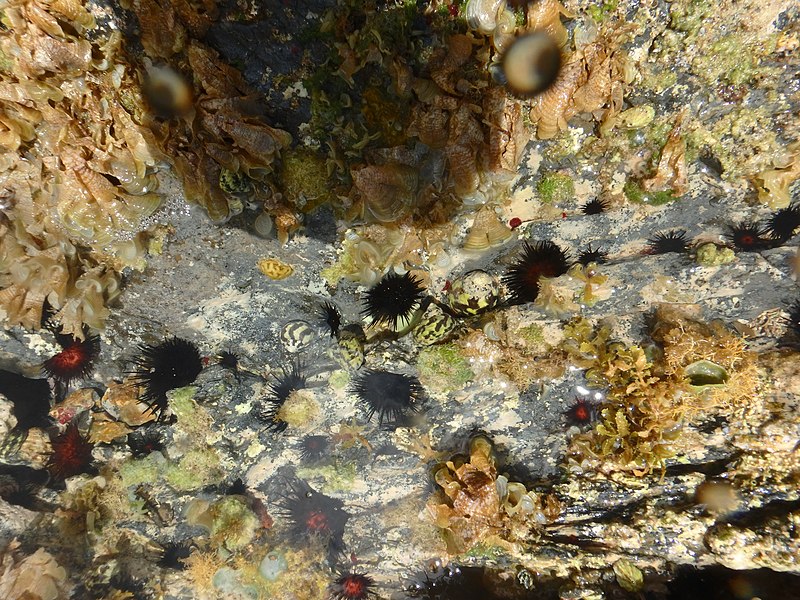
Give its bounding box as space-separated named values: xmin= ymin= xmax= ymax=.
xmin=417 ymin=343 xmax=474 ymax=392
xmin=280 ymin=149 xmax=333 ymax=212
xmin=623 ymin=180 xmax=677 ymax=206
xmin=695 ymin=243 xmax=736 ymax=266
xmin=296 ymin=460 xmax=357 ymax=493
xmin=163 ymin=447 xmax=223 ymax=491
xmin=537 ymin=172 xmax=575 ymax=204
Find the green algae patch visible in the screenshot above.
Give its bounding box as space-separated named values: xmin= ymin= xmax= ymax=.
xmin=170 ymin=386 xmax=214 ymax=439
xmin=280 ymin=149 xmax=333 ymax=212
xmin=208 ymin=497 xmax=259 ymax=551
xmin=118 ymin=453 xmax=162 ymax=488
xmin=328 ymin=369 xmax=351 ymax=390
xmin=623 ymin=180 xmax=677 ymax=206
xmin=296 ymin=461 xmax=357 ymax=493
xmin=536 ymin=172 xmax=575 ymax=204
xmin=164 ymin=447 xmax=223 ymax=491
xmin=695 ymin=243 xmax=736 ymax=266
xmin=417 ymin=344 xmax=474 ymax=393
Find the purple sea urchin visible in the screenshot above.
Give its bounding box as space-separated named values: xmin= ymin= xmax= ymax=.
xmin=646 ymin=229 xmax=690 ymax=254
xmin=351 ymin=369 xmax=424 ymax=429
xmin=130 ymin=337 xmax=203 ymax=419
xmin=503 ymin=240 xmax=570 ymax=304
xmin=564 ymin=397 xmax=598 ymax=427
xmin=255 ymin=363 xmax=308 ymax=432
xmin=362 ymin=271 xmax=425 ymax=330
xmin=725 ymin=221 xmax=771 ymax=251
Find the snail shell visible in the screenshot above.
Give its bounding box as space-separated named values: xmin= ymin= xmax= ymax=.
xmin=280 ymin=320 xmax=315 ymax=354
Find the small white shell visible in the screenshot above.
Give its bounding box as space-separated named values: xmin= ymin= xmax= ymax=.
xmin=280 ymin=320 xmax=315 ymax=353
xmin=466 ymin=0 xmax=505 ymax=34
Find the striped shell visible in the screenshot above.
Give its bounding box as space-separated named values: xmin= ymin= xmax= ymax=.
xmin=413 ymin=305 xmax=458 ymax=346
xmin=336 ymin=326 xmax=366 ymax=370
xmin=447 ymin=270 xmax=501 ymax=317
xmin=280 ymin=320 xmax=315 ymax=353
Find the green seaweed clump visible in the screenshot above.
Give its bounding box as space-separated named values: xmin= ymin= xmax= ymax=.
xmin=417 ymin=343 xmax=474 ymax=393
xmin=623 ymin=179 xmax=676 ymax=206
xmin=537 ymin=172 xmax=575 ymax=204
xmin=280 ymin=149 xmax=334 ymax=212
xmin=187 ymin=496 xmax=259 ymax=551
xmin=695 ymin=243 xmax=736 ymax=266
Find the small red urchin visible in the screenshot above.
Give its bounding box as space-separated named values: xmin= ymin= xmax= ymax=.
xmin=503 ymin=240 xmax=571 ymax=304
xmin=47 ymin=420 xmax=95 ymax=480
xmin=274 ymin=478 xmax=349 ymax=554
xmin=725 ymin=221 xmax=771 ymax=251
xmin=563 ymin=397 xmax=597 ymax=427
xmin=42 ymin=330 xmax=100 ymax=386
xmin=329 ymin=571 xmax=377 ymax=600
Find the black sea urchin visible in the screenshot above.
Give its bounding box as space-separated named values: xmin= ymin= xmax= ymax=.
xmin=127 ymin=427 xmax=166 ymax=458
xmin=725 ymin=221 xmax=771 ymax=251
xmin=0 ymin=370 xmax=53 ymax=431
xmin=274 ymin=478 xmax=349 ymax=553
xmin=765 ymin=202 xmax=800 ymax=243
xmin=42 ymin=329 xmax=100 ymax=386
xmin=647 ymin=229 xmax=690 ymax=254
xmin=577 ymin=244 xmax=609 ymax=266
xmin=362 ymin=271 xmax=425 ymax=330
xmin=299 ymin=434 xmax=330 ymax=462
xmin=351 ymin=369 xmax=424 ymax=428
xmin=581 ymin=198 xmax=610 ymax=215
xmin=255 ymin=363 xmax=308 ymax=432
xmin=320 ymin=301 xmax=343 ymax=339
xmin=503 ymin=240 xmax=570 ymax=304
xmin=131 ymin=337 xmax=203 ymax=419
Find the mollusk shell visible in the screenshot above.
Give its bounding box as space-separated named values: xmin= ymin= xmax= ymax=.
xmin=413 ymin=304 xmax=458 ymax=346
xmin=258 ymin=258 xmax=293 ymax=280
xmin=336 ymin=325 xmax=366 ymax=370
xmin=462 ymin=206 xmax=514 ymax=251
xmin=352 ymin=164 xmax=419 ymax=223
xmin=466 ymin=0 xmax=505 ymax=35
xmin=280 ymin=320 xmax=315 ymax=353
xmin=447 ymin=270 xmax=501 ymax=317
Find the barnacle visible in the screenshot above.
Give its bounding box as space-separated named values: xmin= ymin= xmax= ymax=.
xmin=462 ymin=205 xmax=514 ymax=251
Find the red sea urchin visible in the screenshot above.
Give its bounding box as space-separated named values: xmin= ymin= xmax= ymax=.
xmin=274 ymin=477 xmax=349 ymax=555
xmin=351 ymin=369 xmax=424 ymax=429
xmin=329 ymin=570 xmax=377 ymax=600
xmin=503 ymin=240 xmax=570 ymax=304
xmin=362 ymin=271 xmax=426 ymax=330
xmin=725 ymin=221 xmax=771 ymax=251
xmin=130 ymin=337 xmax=203 ymax=419
xmin=47 ymin=420 xmax=95 ymax=480
xmin=42 ymin=329 xmax=100 ymax=386
xmin=563 ymin=397 xmax=598 ymax=427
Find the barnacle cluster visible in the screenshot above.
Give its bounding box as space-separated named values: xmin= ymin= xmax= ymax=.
xmin=427 ymin=436 xmax=560 ymax=554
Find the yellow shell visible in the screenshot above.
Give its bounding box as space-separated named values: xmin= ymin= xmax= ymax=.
xmin=258 ymin=259 xmax=294 ymax=280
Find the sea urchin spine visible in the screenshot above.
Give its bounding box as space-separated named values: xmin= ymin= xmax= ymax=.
xmin=42 ymin=330 xmax=100 ymax=386
xmin=329 ymin=570 xmax=377 ymax=600
xmin=47 ymin=420 xmax=95 ymax=481
xmin=646 ymin=229 xmax=690 ymax=255
xmin=255 ymin=363 xmax=308 ymax=433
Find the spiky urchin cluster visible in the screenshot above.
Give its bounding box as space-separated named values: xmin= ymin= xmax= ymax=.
xmin=725 ymin=221 xmax=772 ymax=251
xmin=329 ymin=569 xmax=378 ymax=600
xmin=351 ymin=369 xmax=425 ymax=429
xmin=255 ymin=363 xmax=308 ymax=433
xmin=130 ymin=337 xmax=203 ymax=419
xmin=361 ymin=271 xmax=426 ymax=330
xmin=503 ymin=240 xmax=570 ymax=304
